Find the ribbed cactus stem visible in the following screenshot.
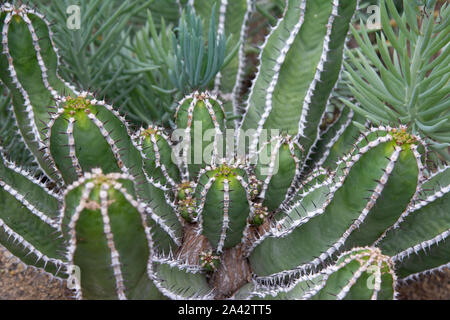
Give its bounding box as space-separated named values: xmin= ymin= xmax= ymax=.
xmin=0 ymin=179 xmax=58 ymax=228
xmin=240 ymin=0 xmax=358 ymax=164
xmin=175 ymin=91 xmax=225 ymax=180
xmin=230 ymin=0 xmax=254 ymax=116
xmin=242 ymin=0 xmax=306 ymax=155
xmin=311 ymin=108 xmax=358 ymax=170
xmin=0 ymin=147 xmax=66 ymax=275
xmin=45 ymin=92 xmax=142 ymax=185
xmin=375 ymin=164 xmax=449 ymax=279
xmin=249 ymin=125 xmax=426 ymax=277
xmin=134 ymin=125 xmax=182 ymax=190
xmin=212 ymin=0 xmax=228 ymax=94
xmin=0 ymin=3 xmax=77 ymax=179
xmin=307 ymin=247 xmax=397 ymax=300
xmin=295 ymin=0 xmax=339 ymax=140
xmin=195 ymin=161 xmax=252 ymax=251
xmin=253 ymin=134 xmax=303 ymax=211
xmin=62 ymin=169 xmax=161 ymax=300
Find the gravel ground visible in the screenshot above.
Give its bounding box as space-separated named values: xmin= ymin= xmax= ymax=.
xmin=0 ymin=247 xmax=448 ymax=300
xmin=397 ymin=268 xmax=450 ymax=300
xmin=0 ymin=247 xmax=74 ymax=300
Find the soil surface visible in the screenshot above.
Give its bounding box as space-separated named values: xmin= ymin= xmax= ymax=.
xmin=396 ymin=268 xmax=450 ymax=300
xmin=0 ymin=247 xmax=74 ymax=300
xmin=0 ymin=246 xmax=448 ymax=300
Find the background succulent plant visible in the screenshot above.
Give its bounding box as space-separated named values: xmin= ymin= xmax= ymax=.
xmin=343 ymin=0 xmax=450 ymax=160
xmin=0 ymin=0 xmax=448 ymax=301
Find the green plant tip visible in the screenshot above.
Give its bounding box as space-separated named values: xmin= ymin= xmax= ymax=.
xmin=141 ymin=127 xmax=161 ymax=138
xmin=251 ymin=203 xmax=269 ymax=226
xmin=248 ymin=174 xmax=262 ymax=200
xmin=214 ymin=164 xmax=238 ymax=179
xmin=389 ymin=126 xmax=418 ymax=147
xmin=199 ymin=250 xmax=220 ymax=272
xmin=177 ymin=181 xmax=196 ymax=222
xmin=178 ymin=197 xmax=197 ymax=222
xmin=177 ymin=181 xmax=194 ymax=200
xmin=339 ymin=247 xmax=395 ymax=275
xmin=76 ymin=168 xmax=125 ymax=189
xmin=63 ymin=96 xmax=93 ymax=115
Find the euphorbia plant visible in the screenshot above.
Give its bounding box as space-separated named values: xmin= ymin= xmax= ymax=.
xmin=0 ymin=0 xmax=448 ymax=300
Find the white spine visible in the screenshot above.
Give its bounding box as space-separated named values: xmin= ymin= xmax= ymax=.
xmin=336 ymin=255 xmax=375 ymax=300
xmin=316 ymin=109 xmax=355 ymax=169
xmin=0 ymin=180 xmax=59 ymax=229
xmin=1 ymin=13 xmax=45 ymax=151
xmin=0 ymin=148 xmax=62 ymax=200
xmin=296 ymin=0 xmax=339 ymax=140
xmin=248 ymin=0 xmax=307 ymax=156
xmin=99 ymin=183 xmax=126 ymax=300
xmin=217 ymin=178 xmax=230 ymax=252
xmin=236 ymin=1 xmax=288 ymax=144
xmin=213 ymin=0 xmax=228 ymax=94
xmin=0 ymin=217 xmax=65 ymax=271
xmin=195 ymin=176 xmax=216 ymax=235
xmin=67 ymin=117 xmax=83 ymax=177
xmin=231 ymin=0 xmax=254 ymax=117
xmin=392 ymin=229 xmax=450 ymax=263
xmin=372 ymin=144 xmax=429 ymax=246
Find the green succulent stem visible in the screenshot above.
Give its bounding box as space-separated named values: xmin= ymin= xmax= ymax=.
xmin=0 ymin=1 xmax=448 ymax=301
